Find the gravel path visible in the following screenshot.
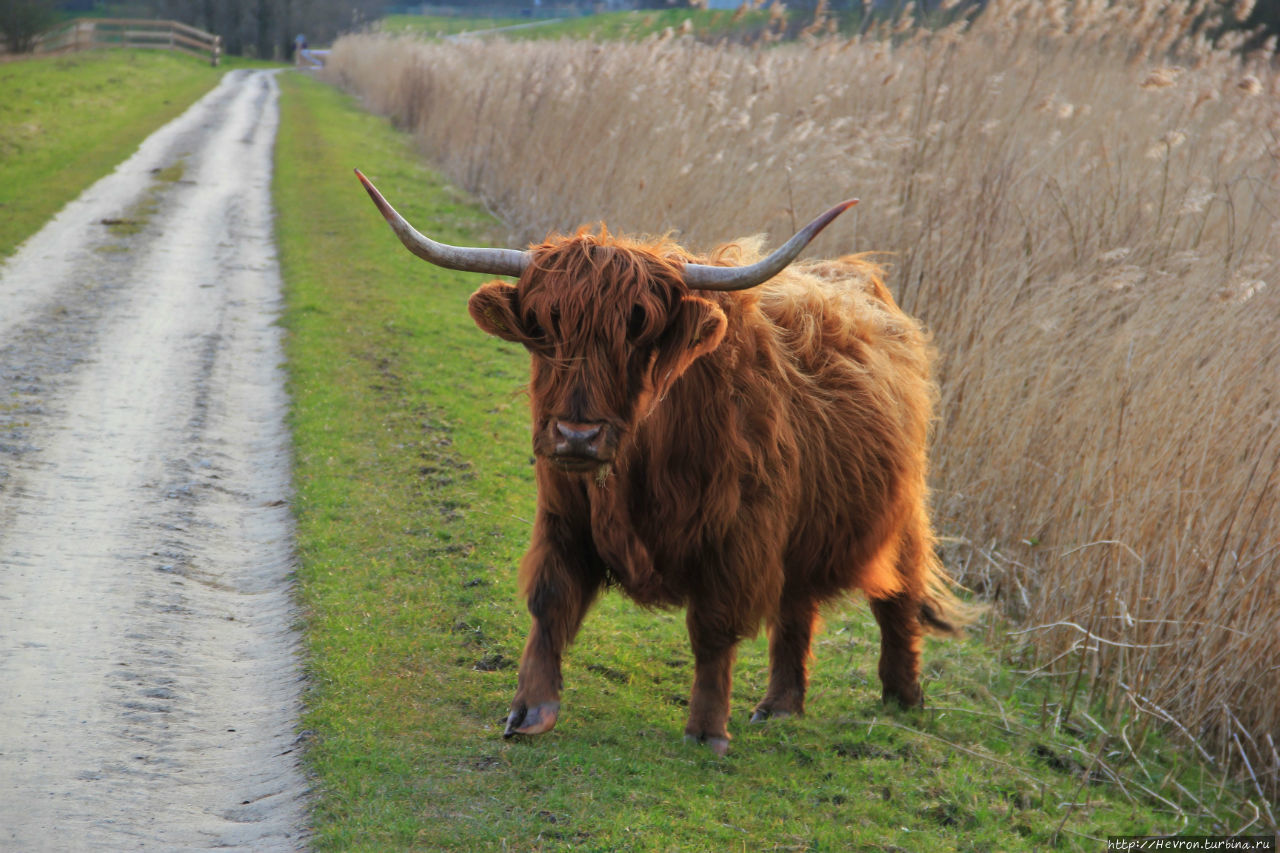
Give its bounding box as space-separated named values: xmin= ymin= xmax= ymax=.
xmin=0 ymin=69 xmax=308 ymax=851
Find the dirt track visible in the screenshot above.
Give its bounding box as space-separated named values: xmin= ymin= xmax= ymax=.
xmin=0 ymin=69 xmax=308 ymax=850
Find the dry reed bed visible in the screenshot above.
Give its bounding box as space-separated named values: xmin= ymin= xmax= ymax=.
xmin=325 ymin=0 xmax=1279 ymax=805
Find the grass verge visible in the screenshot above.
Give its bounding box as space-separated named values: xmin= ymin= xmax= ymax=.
xmin=0 ymin=49 xmax=259 ymax=259
xmin=378 ymin=9 xmax=774 ymax=42
xmin=274 ymin=70 xmax=1267 ymax=850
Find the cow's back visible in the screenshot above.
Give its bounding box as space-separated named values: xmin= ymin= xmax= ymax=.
xmin=750 ymin=254 xmax=938 ymax=600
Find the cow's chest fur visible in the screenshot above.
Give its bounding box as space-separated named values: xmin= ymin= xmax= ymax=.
xmin=581 ymin=388 xmax=794 ymax=611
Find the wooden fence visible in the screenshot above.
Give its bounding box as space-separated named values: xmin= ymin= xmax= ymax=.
xmin=9 ymin=18 xmax=222 ymax=66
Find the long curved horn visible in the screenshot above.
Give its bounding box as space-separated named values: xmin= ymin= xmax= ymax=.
xmin=682 ymin=199 xmax=858 ymax=292
xmin=355 ymin=169 xmax=528 ymax=277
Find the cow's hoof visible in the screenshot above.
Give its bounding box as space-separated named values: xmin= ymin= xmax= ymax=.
xmin=684 ymin=732 xmax=731 ymax=756
xmin=881 ymin=686 xmax=923 ymax=710
xmin=503 ymin=701 xmax=560 ymax=737
xmin=749 ymin=707 xmax=793 ymax=724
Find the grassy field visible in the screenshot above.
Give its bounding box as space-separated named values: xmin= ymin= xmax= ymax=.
xmin=377 ymin=13 xmax=528 ymax=37
xmin=0 ymin=50 xmax=252 ymax=259
xmin=377 ymin=8 xmax=776 ymax=43
xmin=272 ymin=70 xmax=1268 ymax=849
xmin=373 ymin=5 xmax=982 ymax=44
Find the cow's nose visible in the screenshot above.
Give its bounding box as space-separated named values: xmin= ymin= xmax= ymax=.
xmin=554 ymin=421 xmax=603 ymax=457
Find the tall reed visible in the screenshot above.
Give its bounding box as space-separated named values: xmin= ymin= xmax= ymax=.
xmin=324 ymin=0 xmax=1280 ymax=801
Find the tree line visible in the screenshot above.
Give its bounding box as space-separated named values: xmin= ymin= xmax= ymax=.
xmin=1 ymin=0 xmax=383 ymax=57
xmin=4 ymin=0 xmax=1279 ymax=59
xmin=150 ymin=0 xmax=385 ymax=58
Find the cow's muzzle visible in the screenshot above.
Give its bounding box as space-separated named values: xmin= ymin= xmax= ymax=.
xmin=549 ymin=421 xmax=612 ymax=471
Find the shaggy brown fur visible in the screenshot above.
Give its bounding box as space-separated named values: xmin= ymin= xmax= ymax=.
xmin=468 ymin=227 xmax=968 ymax=753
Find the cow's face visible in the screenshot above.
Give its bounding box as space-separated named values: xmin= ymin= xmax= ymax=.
xmin=468 ymin=235 xmax=726 ymax=474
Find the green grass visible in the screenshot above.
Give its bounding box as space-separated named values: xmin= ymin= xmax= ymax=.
xmin=378 ymin=14 xmax=529 ymax=37
xmin=0 ymin=49 xmax=250 ymax=259
xmin=273 ymin=70 xmax=1264 ymax=850
xmin=375 ymin=7 xmax=989 ymax=44
xmin=379 ymin=9 xmax=774 ymax=42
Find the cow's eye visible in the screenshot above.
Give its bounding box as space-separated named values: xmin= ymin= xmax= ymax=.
xmin=523 ymin=309 xmax=552 ymax=341
xmin=627 ymin=306 xmax=647 ymax=340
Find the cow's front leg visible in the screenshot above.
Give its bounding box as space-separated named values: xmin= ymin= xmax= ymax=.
xmin=505 ymin=511 xmax=603 ymax=738
xmin=683 ymin=606 xmax=739 ymax=756
xmin=505 ymin=615 xmax=570 ymax=737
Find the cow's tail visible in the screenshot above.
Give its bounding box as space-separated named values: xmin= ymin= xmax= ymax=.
xmin=918 ymin=550 xmax=984 ymax=637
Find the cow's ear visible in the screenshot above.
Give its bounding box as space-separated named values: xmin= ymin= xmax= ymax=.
xmin=680 ymin=295 xmax=728 ymax=361
xmin=653 ymin=296 xmax=727 ymax=395
xmin=468 ymin=281 xmax=526 ymax=344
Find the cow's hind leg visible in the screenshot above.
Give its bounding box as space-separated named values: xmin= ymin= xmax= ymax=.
xmin=870 ymin=593 xmax=924 ymax=708
xmin=870 ymin=514 xmax=942 ymax=708
xmin=750 ymin=595 xmax=817 ymax=722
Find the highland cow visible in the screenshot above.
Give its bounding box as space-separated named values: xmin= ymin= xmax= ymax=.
xmin=357 ymin=169 xmax=967 ymax=754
